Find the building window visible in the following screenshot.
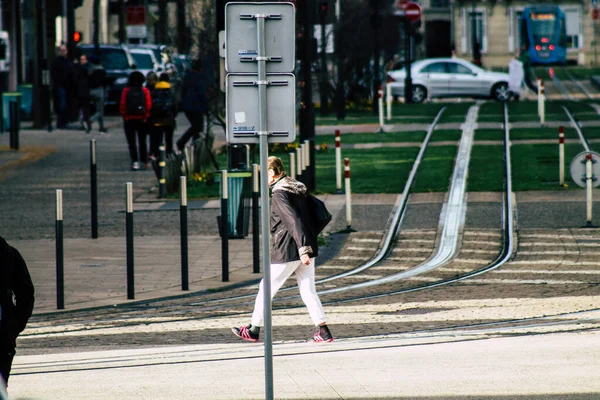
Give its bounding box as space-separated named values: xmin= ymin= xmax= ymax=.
xmin=461 ymin=8 xmax=488 ymax=54
xmin=563 ymin=7 xmax=581 ymax=51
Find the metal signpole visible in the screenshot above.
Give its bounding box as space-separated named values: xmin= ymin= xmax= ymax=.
xmin=225 ymin=5 xmax=295 ymax=398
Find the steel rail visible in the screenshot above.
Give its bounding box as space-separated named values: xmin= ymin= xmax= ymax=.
xmin=562 ymin=105 xmax=591 ymax=152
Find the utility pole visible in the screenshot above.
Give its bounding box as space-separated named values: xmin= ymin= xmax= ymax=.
xmin=371 ymin=0 xmax=381 ymax=116
xmin=300 ymin=0 xmax=316 ymax=191
xmin=119 ymin=0 xmax=126 ymax=43
xmin=66 ymin=0 xmax=76 ymax=58
xmin=318 ymin=0 xmax=329 ymax=116
xmin=33 ymin=0 xmax=51 ymax=130
xmin=177 ymin=0 xmax=188 ymax=53
xmin=157 ymin=0 xmax=167 ymax=44
xmin=334 ymin=0 xmax=345 ymax=120
xmin=93 ymin=0 xmax=100 ymax=51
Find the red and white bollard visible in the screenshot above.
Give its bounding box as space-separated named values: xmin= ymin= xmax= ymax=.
xmin=537 ymin=78 xmax=542 ymax=118
xmin=335 ymin=130 xmax=342 ymax=193
xmin=559 ymin=126 xmax=565 ymax=186
xmin=539 ymin=80 xmax=546 ymax=125
xmin=344 ymin=158 xmax=352 ymax=229
xmin=377 ymin=85 xmax=384 ymax=132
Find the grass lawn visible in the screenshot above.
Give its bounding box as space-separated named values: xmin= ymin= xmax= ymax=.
xmin=510 ymin=127 xmax=579 ymax=140
xmin=468 ymin=145 xmax=505 ymax=192
xmin=511 ymin=143 xmax=587 ymax=191
xmin=583 ymin=128 xmax=600 ymax=142
xmin=314 ymin=147 xmax=420 ymax=194
xmin=431 ymin=129 xmax=462 ymax=142
xmin=438 ymin=102 xmax=473 ymax=124
xmin=317 ymin=130 xmax=426 ymax=145
xmin=475 ymin=129 xmax=504 ymax=141
xmin=411 ymin=146 xmax=457 ymax=192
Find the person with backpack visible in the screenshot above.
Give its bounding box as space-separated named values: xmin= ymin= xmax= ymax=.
xmin=88 ymin=55 xmax=107 ymax=133
xmin=176 ymin=59 xmax=207 ymax=152
xmin=232 ymin=156 xmax=334 ymax=343
xmin=149 ymin=73 xmax=177 ymax=158
xmin=0 ymin=236 xmax=35 ymax=389
xmin=119 ymin=71 xmax=152 ymax=170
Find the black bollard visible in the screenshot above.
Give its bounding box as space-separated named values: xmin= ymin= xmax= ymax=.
xmin=55 ymin=189 xmax=64 ymax=310
xmin=252 ymin=164 xmax=260 ymax=274
xmin=90 ymin=140 xmax=98 ymax=239
xmin=126 ymin=182 xmax=135 ymax=299
xmin=180 ymin=176 xmax=189 ymax=291
xmin=9 ymin=101 xmax=19 ymax=150
xmin=221 ymin=170 xmax=229 ymax=282
xmin=158 ymin=145 xmax=167 ymax=198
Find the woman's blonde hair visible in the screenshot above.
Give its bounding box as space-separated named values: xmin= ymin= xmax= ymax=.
xmin=267 ymin=156 xmax=285 ymax=177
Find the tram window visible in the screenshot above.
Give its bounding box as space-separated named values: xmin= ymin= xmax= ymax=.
xmin=0 ymin=40 xmax=5 ymax=60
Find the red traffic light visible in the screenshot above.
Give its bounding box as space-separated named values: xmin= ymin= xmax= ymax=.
xmin=73 ymin=31 xmax=83 ymax=43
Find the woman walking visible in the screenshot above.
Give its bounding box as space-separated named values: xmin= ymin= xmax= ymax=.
xmin=232 ymin=156 xmax=334 ymax=343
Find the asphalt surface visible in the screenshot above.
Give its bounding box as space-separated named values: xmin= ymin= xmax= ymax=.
xmin=2 ymin=112 xmax=600 ymax=399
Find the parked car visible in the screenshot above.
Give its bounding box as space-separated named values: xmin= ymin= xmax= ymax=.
xmin=79 ymin=44 xmax=136 ymax=106
xmin=128 ymin=47 xmax=159 ymax=77
xmin=387 ymin=58 xmax=511 ymax=103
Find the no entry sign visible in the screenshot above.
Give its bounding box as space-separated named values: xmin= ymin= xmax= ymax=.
xmin=401 ymin=2 xmax=422 ymax=22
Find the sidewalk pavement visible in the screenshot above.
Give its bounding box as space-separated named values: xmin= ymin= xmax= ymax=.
xmin=10 ymin=329 xmax=600 ymax=399
xmin=7 ymin=191 xmax=397 ymax=315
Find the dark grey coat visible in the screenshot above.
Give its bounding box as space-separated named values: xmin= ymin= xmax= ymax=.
xmin=270 ymin=176 xmax=319 ymax=264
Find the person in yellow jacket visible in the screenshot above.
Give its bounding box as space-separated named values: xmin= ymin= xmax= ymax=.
xmin=149 ymin=73 xmax=177 ymax=158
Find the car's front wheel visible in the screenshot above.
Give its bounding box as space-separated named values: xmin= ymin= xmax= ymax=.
xmin=411 ymin=85 xmax=427 ymax=104
xmin=492 ymin=82 xmax=510 ymax=101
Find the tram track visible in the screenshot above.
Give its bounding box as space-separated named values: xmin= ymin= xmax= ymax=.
xmin=18 ymin=101 xmax=600 ymax=351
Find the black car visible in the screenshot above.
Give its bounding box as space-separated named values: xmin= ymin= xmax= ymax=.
xmin=79 ymin=44 xmax=136 ymax=106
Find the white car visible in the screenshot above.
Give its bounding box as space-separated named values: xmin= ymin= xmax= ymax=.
xmin=387 ymin=58 xmax=511 ymax=103
xmin=128 ymin=47 xmax=160 ymax=77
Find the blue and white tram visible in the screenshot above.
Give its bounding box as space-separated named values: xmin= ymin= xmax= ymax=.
xmin=519 ymin=5 xmax=567 ymax=65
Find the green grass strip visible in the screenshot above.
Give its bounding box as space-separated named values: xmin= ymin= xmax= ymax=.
xmin=511 ymin=143 xmax=586 ymax=191
xmin=468 ymin=145 xmax=505 ymax=192
xmin=314 ymin=147 xmax=420 ymax=194
xmin=412 ymin=145 xmax=458 ymax=193
xmin=317 ymin=130 xmax=426 ymax=144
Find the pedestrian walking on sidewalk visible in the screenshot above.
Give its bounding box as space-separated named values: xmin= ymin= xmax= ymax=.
xmin=149 ymin=73 xmax=177 ymax=158
xmin=0 ymin=236 xmax=35 ymax=389
xmin=88 ymin=55 xmax=107 ymax=133
xmin=232 ymin=156 xmax=334 ymax=343
xmin=508 ymin=50 xmax=525 ymax=101
xmin=176 ymin=59 xmax=207 ymax=152
xmin=50 ymin=45 xmax=73 ymax=129
xmin=73 ymin=54 xmax=92 ymax=133
xmin=119 ymin=71 xmax=152 ymax=170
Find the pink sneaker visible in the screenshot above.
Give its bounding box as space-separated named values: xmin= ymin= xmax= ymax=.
xmin=232 ymin=325 xmax=259 ymax=342
xmin=313 ymin=331 xmax=334 ymax=343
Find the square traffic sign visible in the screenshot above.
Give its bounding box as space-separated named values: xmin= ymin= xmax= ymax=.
xmin=226 ymin=73 xmax=296 ymax=144
xmin=225 ymin=2 xmax=295 ymax=73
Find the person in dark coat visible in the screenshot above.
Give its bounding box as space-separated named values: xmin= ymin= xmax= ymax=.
xmin=149 ymin=73 xmax=177 ymax=158
xmin=0 ymin=236 xmax=35 ymax=389
xmin=232 ymin=156 xmax=334 ymax=343
xmin=88 ymin=55 xmax=107 ymax=133
xmin=175 ymin=59 xmax=207 ymax=152
xmin=119 ymin=71 xmax=152 ymax=170
xmin=74 ymin=54 xmax=92 ymax=133
xmin=50 ymin=45 xmax=73 ymax=129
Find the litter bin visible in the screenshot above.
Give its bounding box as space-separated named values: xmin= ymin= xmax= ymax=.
xmin=18 ymin=84 xmax=33 ymax=120
xmin=1 ymin=92 xmax=21 ymax=134
xmin=217 ymin=171 xmax=252 ymax=238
